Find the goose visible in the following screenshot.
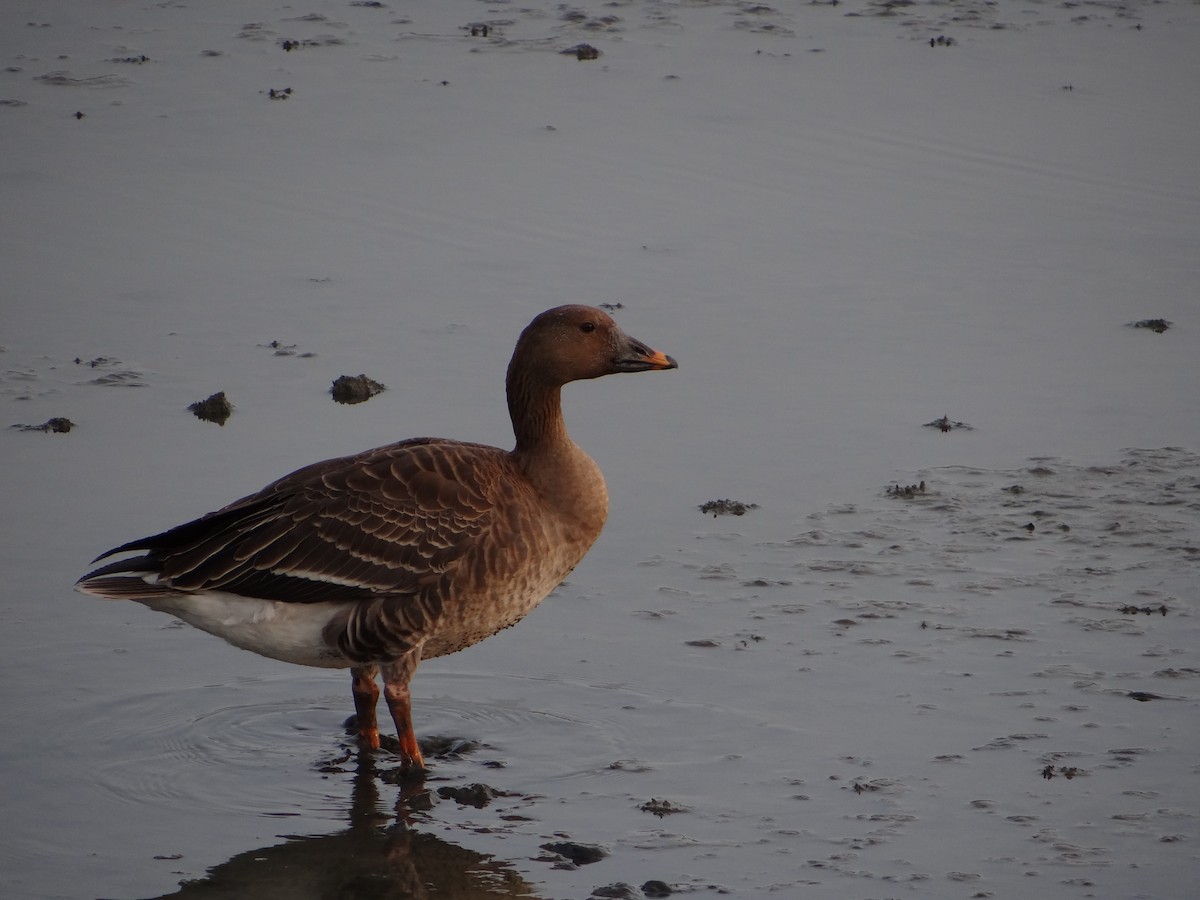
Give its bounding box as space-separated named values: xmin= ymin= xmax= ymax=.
xmin=77 ymin=305 xmax=676 ymax=773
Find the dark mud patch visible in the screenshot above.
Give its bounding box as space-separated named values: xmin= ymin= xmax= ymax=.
xmin=639 ymin=797 xmax=690 ymax=817
xmin=436 ymin=782 xmax=508 ymax=808
xmin=589 ymin=885 xmax=640 ymax=900
xmin=562 ymin=43 xmax=601 ymax=60
xmin=331 ymin=373 xmax=386 ymax=404
xmin=1041 ymin=764 xmax=1085 ymax=780
xmin=416 ymin=734 xmax=486 ymax=762
xmin=257 ymin=339 xmax=316 ymax=357
xmin=1119 ymin=604 xmax=1169 ymax=616
xmin=924 ymin=414 xmax=973 ymax=432
xmin=279 ymin=36 xmax=346 ymax=51
xmin=188 ymin=391 xmax=233 ymax=425
xmin=1128 ymin=317 xmax=1172 ymax=333
xmin=641 ymin=882 xmax=675 ymax=899
xmin=886 ymin=480 xmax=927 ymax=498
xmin=539 ymin=840 xmax=609 ymax=866
xmin=699 ymin=498 xmax=759 ymax=517
xmin=1126 ymin=691 xmax=1168 ymax=702
xmin=11 ymin=416 xmax=74 ymax=433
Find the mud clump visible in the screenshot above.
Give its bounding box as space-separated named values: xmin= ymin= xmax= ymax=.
xmin=12 ymin=417 xmax=75 ymax=433
xmin=540 ymin=841 xmax=609 ymax=866
xmin=924 ymin=415 xmax=973 ymax=432
xmin=639 ymin=797 xmax=690 ymax=817
xmin=419 ymin=734 xmax=481 ymax=760
xmin=258 ymin=339 xmax=317 ymax=358
xmin=1120 ymin=604 xmax=1168 ymax=616
xmin=886 ymin=481 xmax=927 ymax=498
xmin=590 ymin=885 xmax=638 ymax=899
xmin=562 ymin=43 xmax=601 ymax=60
xmin=188 ymin=391 xmax=233 ymax=425
xmin=1042 ymin=765 xmax=1084 ymax=779
xmin=1127 ymin=691 xmax=1166 ymax=702
xmin=699 ymin=498 xmax=759 ymax=517
xmin=331 ymin=374 xmax=386 ymax=404
xmin=1128 ymin=318 xmax=1172 ymax=333
xmin=437 ymin=783 xmax=503 ymax=808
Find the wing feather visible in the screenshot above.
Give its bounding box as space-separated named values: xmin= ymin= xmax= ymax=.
xmin=81 ymin=439 xmax=508 ymax=608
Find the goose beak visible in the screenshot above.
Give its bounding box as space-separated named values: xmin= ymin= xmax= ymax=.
xmin=614 ymin=338 xmax=678 ymax=373
xmin=641 ymin=348 xmax=678 ymax=370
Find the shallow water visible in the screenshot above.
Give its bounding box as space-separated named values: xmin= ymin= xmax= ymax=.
xmin=3 ymin=1 xmax=1199 ymax=898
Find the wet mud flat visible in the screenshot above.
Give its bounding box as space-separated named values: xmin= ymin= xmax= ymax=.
xmin=566 ymin=446 xmax=1200 ymax=898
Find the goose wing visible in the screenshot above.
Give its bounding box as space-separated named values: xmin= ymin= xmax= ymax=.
xmin=79 ymin=438 xmax=505 ymax=606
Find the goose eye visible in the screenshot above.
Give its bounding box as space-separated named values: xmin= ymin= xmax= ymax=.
xmin=580 ymin=321 xmax=596 ymax=334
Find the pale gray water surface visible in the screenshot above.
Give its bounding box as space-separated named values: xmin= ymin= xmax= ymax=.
xmin=3 ymin=1 xmax=1199 ymax=898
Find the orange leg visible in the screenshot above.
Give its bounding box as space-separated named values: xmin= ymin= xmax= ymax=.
xmin=382 ymin=656 xmax=426 ymax=774
xmin=351 ymin=665 xmax=381 ymax=751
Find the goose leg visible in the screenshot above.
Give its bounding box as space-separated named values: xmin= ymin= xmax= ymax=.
xmin=382 ymin=655 xmax=426 ymax=773
xmin=351 ymin=664 xmax=381 ymax=750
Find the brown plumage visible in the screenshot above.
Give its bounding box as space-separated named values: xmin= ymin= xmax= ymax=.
xmin=77 ymin=305 xmax=677 ymax=773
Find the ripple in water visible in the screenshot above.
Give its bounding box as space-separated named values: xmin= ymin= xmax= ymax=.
xmin=86 ymin=669 xmax=646 ymax=817
xmin=89 ymin=678 xmax=347 ymax=815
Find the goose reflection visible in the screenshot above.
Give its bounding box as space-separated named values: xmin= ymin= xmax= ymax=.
xmin=148 ymin=756 xmax=542 ymax=899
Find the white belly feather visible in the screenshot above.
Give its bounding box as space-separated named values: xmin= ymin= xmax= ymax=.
xmin=137 ymin=591 xmax=351 ymax=669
